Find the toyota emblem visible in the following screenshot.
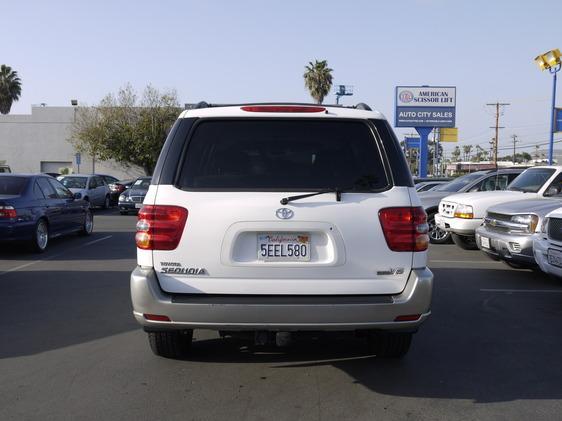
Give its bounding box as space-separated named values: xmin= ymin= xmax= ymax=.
xmin=276 ymin=208 xmax=294 ymax=219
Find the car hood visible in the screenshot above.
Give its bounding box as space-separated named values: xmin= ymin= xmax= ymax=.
xmin=128 ymin=189 xmax=148 ymax=196
xmin=440 ymin=190 xmax=533 ymax=218
xmin=487 ymin=198 xmax=562 ymax=216
xmin=417 ymin=191 xmax=451 ymax=210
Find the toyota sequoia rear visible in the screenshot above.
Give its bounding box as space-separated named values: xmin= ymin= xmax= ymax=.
xmin=130 ymin=103 xmax=433 ymax=359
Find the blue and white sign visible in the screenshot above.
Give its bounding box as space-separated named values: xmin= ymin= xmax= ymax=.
xmin=405 ymin=137 xmax=420 ymax=149
xmin=75 ymin=152 xmax=81 ymax=166
xmin=556 ymin=108 xmax=562 ymax=133
xmin=395 ymin=86 xmax=456 ymax=128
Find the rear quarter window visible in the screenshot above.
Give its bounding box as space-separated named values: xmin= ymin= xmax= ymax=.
xmin=176 ymin=119 xmax=390 ymax=191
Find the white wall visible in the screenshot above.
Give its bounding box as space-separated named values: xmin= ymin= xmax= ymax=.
xmin=0 ymin=106 xmax=144 ymax=179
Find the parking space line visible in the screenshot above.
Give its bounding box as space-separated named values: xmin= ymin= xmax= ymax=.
xmin=480 ymin=288 xmax=562 ymax=293
xmin=0 ymin=235 xmax=113 ymax=277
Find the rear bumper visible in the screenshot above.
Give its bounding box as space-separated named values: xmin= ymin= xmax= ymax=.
xmin=434 ymin=213 xmax=482 ymax=236
xmin=475 ymin=226 xmax=536 ymax=265
xmin=130 ymin=266 xmax=433 ymax=331
xmin=0 ymin=221 xmax=34 ymax=242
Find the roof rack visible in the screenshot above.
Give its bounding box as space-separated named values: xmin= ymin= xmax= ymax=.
xmin=185 ymin=102 xmax=373 ymax=111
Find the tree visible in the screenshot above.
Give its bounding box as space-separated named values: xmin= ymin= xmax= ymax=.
xmin=451 ymin=146 xmax=461 ymax=162
xmin=303 ymin=60 xmax=333 ymax=104
xmin=462 ymin=145 xmax=473 ymax=161
xmin=70 ymin=84 xmax=181 ymax=175
xmin=0 ymin=65 xmax=22 ymax=115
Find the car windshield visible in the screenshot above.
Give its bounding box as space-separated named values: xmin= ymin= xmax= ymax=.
xmin=432 ymin=172 xmax=486 ymax=192
xmin=177 ymin=120 xmax=389 ymax=191
xmin=58 ymin=176 xmax=87 ymax=189
xmin=0 ymin=176 xmax=28 ymax=195
xmin=132 ymin=178 xmax=151 ymax=190
xmin=507 ymin=168 xmax=555 ymax=193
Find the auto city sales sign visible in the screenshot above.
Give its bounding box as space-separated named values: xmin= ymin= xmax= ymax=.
xmin=395 ymin=86 xmax=456 ymax=128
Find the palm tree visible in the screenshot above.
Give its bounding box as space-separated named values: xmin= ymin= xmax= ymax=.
xmin=0 ymin=65 xmax=22 ymax=114
xmin=462 ymin=145 xmax=473 ymax=161
xmin=303 ymin=60 xmax=333 ymax=104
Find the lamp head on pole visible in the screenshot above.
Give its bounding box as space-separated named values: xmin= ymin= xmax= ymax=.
xmin=534 ymin=49 xmax=561 ymax=71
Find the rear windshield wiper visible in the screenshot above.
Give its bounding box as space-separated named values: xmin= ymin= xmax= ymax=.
xmin=280 ymin=188 xmax=342 ymax=205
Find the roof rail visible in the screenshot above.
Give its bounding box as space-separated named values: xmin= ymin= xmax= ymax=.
xmin=185 ymin=102 xmax=374 ymax=110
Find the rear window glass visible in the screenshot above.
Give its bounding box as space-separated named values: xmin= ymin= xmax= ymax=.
xmin=177 ymin=120 xmax=388 ymax=191
xmin=0 ymin=177 xmax=28 ymax=195
xmin=59 ymin=176 xmax=87 ymax=189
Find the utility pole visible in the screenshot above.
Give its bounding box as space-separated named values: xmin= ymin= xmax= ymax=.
xmin=486 ymin=102 xmax=510 ymax=167
xmin=511 ymin=134 xmax=519 ymax=164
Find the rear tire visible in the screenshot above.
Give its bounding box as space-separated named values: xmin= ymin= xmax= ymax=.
xmin=368 ymin=331 xmax=412 ymax=358
xmin=451 ymin=233 xmax=478 ymax=250
xmin=148 ymin=330 xmax=193 ymax=358
xmin=31 ymin=219 xmax=49 ymax=253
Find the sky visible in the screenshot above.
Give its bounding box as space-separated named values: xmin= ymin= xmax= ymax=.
xmin=2 ymin=0 xmax=562 ymax=157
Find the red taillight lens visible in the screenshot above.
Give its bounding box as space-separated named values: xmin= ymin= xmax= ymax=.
xmin=0 ymin=206 xmax=16 ymax=219
xmin=143 ymin=313 xmax=171 ymax=322
xmin=394 ymin=314 xmax=421 ymax=322
xmin=136 ymin=205 xmax=188 ymax=250
xmin=379 ymin=207 xmax=429 ymax=252
xmin=240 ymin=105 xmax=326 ymax=113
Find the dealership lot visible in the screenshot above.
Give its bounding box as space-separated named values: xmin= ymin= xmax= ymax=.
xmin=1 ymin=210 xmax=562 ymax=420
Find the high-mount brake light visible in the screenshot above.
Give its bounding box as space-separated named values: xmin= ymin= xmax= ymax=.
xmin=136 ymin=205 xmax=188 ymax=250
xmin=0 ymin=206 xmax=17 ymax=219
xmin=378 ymin=207 xmax=429 ymax=252
xmin=240 ymin=105 xmax=326 ymax=113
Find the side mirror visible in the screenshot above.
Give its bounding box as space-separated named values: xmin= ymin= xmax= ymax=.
xmin=74 ymin=192 xmax=82 ymax=199
xmin=545 ymin=186 xmax=560 ymax=197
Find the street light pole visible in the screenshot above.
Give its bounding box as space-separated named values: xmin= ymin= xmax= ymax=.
xmin=548 ymin=65 xmax=560 ymax=165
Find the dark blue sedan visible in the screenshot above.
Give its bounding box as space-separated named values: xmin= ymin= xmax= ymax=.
xmin=0 ymin=174 xmax=93 ymax=252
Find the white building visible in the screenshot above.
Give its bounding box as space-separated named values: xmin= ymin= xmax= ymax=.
xmin=0 ymin=105 xmax=144 ymax=179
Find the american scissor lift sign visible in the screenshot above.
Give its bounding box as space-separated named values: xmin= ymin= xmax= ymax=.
xmin=395 ymin=86 xmax=456 ymax=128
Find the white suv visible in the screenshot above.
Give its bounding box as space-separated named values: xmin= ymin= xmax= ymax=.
xmin=130 ymin=103 xmax=433 ymax=359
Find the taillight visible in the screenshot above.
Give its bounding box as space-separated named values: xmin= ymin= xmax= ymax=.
xmin=240 ymin=105 xmax=326 ymax=113
xmin=136 ymin=205 xmax=188 ymax=250
xmin=0 ymin=206 xmax=17 ymax=219
xmin=378 ymin=207 xmax=429 ymax=252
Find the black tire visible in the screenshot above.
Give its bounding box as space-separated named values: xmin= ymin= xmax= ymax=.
xmin=368 ymin=331 xmax=412 ymax=358
xmin=31 ymin=218 xmax=49 ymax=253
xmin=79 ymin=210 xmax=94 ymax=236
xmin=102 ymin=195 xmax=110 ymax=209
xmin=451 ymin=233 xmax=478 ymax=250
xmin=148 ymin=330 xmax=193 ymax=358
xmin=427 ymin=212 xmax=451 ymax=244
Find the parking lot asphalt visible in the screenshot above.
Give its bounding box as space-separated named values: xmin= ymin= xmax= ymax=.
xmin=1 ymin=210 xmax=562 ymax=421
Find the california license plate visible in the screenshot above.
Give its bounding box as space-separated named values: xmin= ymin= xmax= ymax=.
xmin=547 ymin=249 xmax=562 ymax=267
xmin=480 ymin=236 xmax=490 ymax=249
xmin=258 ymin=233 xmax=310 ymax=261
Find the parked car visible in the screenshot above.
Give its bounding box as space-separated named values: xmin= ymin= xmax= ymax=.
xmin=0 ymin=164 xmax=11 ymax=173
xmin=118 ymin=177 xmax=151 ymax=214
xmin=415 ymin=181 xmax=449 ymax=192
xmin=533 ymin=207 xmax=562 ymax=277
xmin=43 ymin=172 xmax=60 ymax=178
xmin=130 ymin=102 xmax=433 ymax=359
xmin=418 ymin=169 xmax=524 ymax=244
xmin=435 ymin=166 xmax=562 ymax=250
xmin=57 ymin=174 xmax=111 ymax=209
xmin=0 ymin=173 xmax=92 ymax=252
xmin=475 ymin=198 xmax=562 ymax=268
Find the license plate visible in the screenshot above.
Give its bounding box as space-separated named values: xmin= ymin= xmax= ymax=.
xmin=135 ymin=203 xmax=143 ymax=209
xmin=258 ymin=233 xmax=310 ymax=261
xmin=480 ymin=236 xmax=490 ymax=249
xmin=547 ymin=249 xmax=562 ymax=268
